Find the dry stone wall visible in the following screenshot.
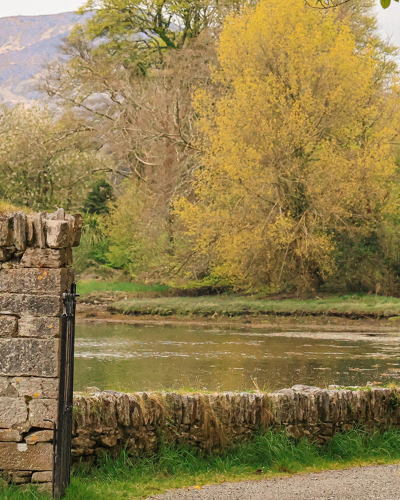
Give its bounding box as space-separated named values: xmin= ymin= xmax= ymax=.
xmin=0 ymin=209 xmax=81 ymax=491
xmin=72 ymin=386 xmax=400 ymax=459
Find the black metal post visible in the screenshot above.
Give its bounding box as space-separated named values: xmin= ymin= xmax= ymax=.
xmin=53 ymin=283 xmax=78 ymax=499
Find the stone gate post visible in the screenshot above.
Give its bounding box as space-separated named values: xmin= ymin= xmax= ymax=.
xmin=0 ymin=209 xmax=82 ymax=494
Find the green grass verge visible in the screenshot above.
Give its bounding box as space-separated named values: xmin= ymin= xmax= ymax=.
xmin=77 ymin=280 xmax=170 ymax=296
xmin=109 ymin=294 xmax=400 ymax=319
xmin=3 ymin=428 xmax=400 ymax=499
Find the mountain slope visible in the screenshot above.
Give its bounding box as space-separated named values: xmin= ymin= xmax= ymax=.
xmin=0 ymin=12 xmax=89 ymax=106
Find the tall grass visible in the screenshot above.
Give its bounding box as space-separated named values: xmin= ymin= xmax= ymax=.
xmin=2 ymin=428 xmax=400 ymax=499
xmin=77 ymin=281 xmax=170 ymax=296
xmin=0 ymin=202 xmax=31 ymax=214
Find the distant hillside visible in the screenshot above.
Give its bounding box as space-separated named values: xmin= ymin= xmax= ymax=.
xmin=0 ymin=12 xmax=90 ymax=107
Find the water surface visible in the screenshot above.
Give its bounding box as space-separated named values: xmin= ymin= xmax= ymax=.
xmin=74 ymin=322 xmax=400 ymax=392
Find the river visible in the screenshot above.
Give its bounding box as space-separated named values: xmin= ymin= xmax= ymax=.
xmin=74 ymin=321 xmax=400 ymax=392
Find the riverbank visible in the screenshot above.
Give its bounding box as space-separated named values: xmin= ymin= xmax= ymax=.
xmin=108 ymin=295 xmax=400 ymax=319
xmin=76 ymin=285 xmax=400 ymax=324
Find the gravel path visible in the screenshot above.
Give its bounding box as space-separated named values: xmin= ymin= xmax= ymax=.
xmin=149 ymin=464 xmax=400 ymax=500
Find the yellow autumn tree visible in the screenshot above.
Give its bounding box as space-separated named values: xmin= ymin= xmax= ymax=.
xmin=174 ymin=0 xmax=400 ymax=293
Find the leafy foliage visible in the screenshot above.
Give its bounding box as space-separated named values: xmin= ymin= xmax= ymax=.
xmin=0 ymin=106 xmax=113 ymax=211
xmin=173 ymin=0 xmax=400 ymax=293
xmin=308 ymin=0 xmax=398 ymax=9
xmin=3 ymin=0 xmax=400 ymax=296
xmin=83 ymin=178 xmax=115 ymax=215
xmin=78 ymin=0 xmax=246 ymax=60
xmin=42 ymin=0 xmax=251 ymax=278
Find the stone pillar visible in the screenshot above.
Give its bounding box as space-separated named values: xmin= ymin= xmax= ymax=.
xmin=0 ymin=209 xmax=82 ymax=493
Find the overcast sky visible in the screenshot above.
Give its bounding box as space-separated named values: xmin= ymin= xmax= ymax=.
xmin=0 ymin=0 xmax=84 ymax=17
xmin=0 ymin=0 xmax=399 ymax=46
xmin=376 ymin=0 xmax=400 ymax=46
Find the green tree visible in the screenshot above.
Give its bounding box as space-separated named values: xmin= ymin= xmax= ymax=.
xmin=43 ymin=0 xmax=252 ymax=276
xmin=83 ymin=178 xmax=115 ymax=215
xmin=0 ymin=105 xmax=112 ymax=211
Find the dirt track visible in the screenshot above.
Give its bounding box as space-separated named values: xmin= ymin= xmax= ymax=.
xmin=149 ymin=464 xmax=400 ymax=500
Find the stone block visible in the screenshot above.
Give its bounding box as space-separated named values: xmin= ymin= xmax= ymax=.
xmin=0 ymin=257 xmax=19 ymax=269
xmin=26 ymin=212 xmax=46 ymax=248
xmin=0 ymin=442 xmax=53 ymax=471
xmin=0 ymin=268 xmax=74 ymax=295
xmin=99 ymin=435 xmax=117 ymax=447
xmin=0 ymin=397 xmax=27 ymax=428
xmin=0 ymin=215 xmax=13 ymax=247
xmin=64 ymin=216 xmax=75 ymax=247
xmin=3 ymin=470 xmax=32 ymax=484
xmin=31 ymin=471 xmax=52 ymax=483
xmin=12 ymin=212 xmax=27 ymax=252
xmin=11 ymin=377 xmax=59 ymax=399
xmin=72 ymin=214 xmax=83 ymax=247
xmin=25 ymin=430 xmax=53 ymax=445
xmin=26 ymin=215 xmax=35 ymax=246
xmin=0 ymin=294 xmax=62 ymax=316
xmin=0 ymin=315 xmax=18 ymax=337
xmin=0 ymin=377 xmax=17 ymax=397
xmin=0 ymin=339 xmax=59 ymax=377
xmin=0 ymin=247 xmax=15 ymax=262
xmin=0 ymin=378 xmax=8 ymax=396
xmin=20 ymin=248 xmax=73 ymax=268
xmin=45 ymin=220 xmax=72 ymax=249
xmin=29 ymin=400 xmax=58 ymax=429
xmin=0 ymin=429 xmax=22 ymax=442
xmin=47 ymin=209 xmax=65 ymax=220
xmin=18 ymin=317 xmax=61 ymax=338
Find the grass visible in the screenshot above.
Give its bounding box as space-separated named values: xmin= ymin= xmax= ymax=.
xmin=77 ymin=280 xmax=170 ymax=296
xmin=0 ymin=201 xmax=31 ymax=215
xmin=109 ymin=293 xmax=400 ymax=319
xmin=3 ymin=428 xmax=400 ymax=499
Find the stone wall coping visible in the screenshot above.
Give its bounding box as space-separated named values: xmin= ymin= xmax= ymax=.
xmin=0 ymin=209 xmax=82 ymax=268
xmin=74 ymin=385 xmax=393 ymax=398
xmin=69 ymin=385 xmax=400 ymax=460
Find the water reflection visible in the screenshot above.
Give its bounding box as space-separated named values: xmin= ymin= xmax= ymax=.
xmin=74 ymin=322 xmax=400 ymax=392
